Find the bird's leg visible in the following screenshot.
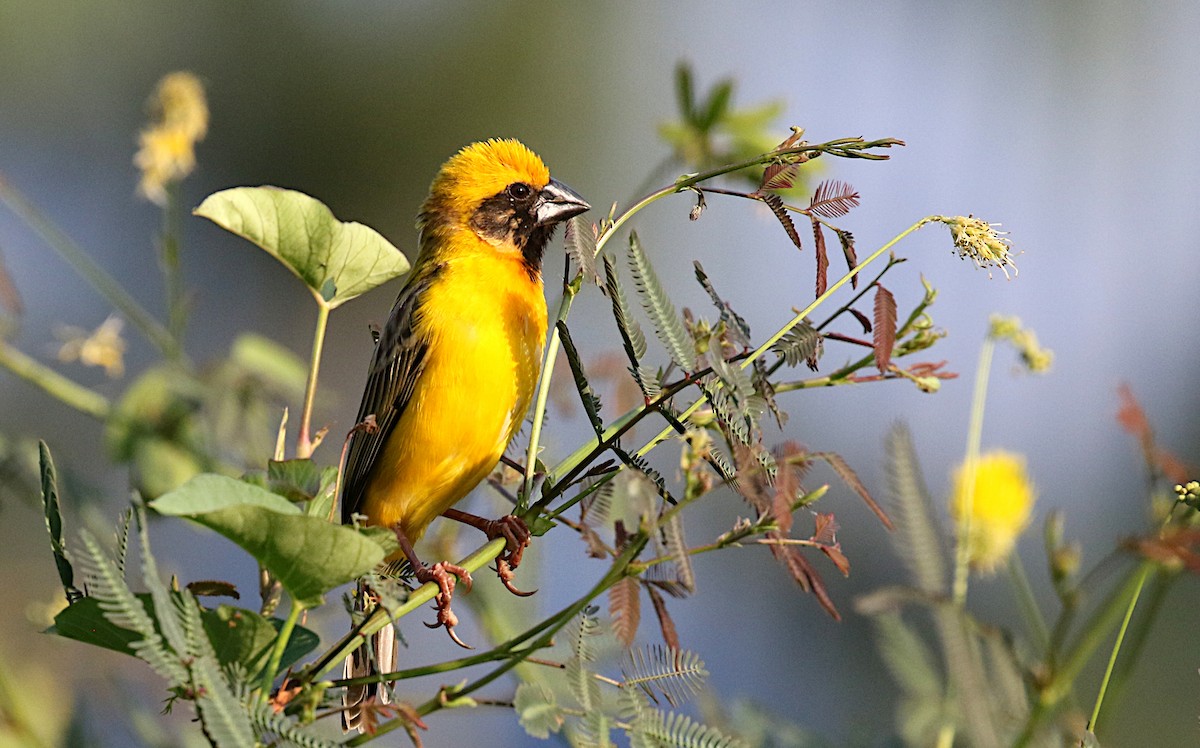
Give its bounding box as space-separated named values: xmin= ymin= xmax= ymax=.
xmin=441 ymin=509 xmax=535 ymax=597
xmin=391 ymin=524 xmax=473 ymax=649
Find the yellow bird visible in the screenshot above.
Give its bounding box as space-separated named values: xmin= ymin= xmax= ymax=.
xmin=340 ymin=139 xmax=589 ymax=731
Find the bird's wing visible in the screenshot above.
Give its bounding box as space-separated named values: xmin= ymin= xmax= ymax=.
xmin=341 ymin=263 xmax=442 ymax=524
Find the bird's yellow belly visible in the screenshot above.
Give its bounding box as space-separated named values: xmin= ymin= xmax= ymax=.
xmin=358 ymin=256 xmax=545 ymax=546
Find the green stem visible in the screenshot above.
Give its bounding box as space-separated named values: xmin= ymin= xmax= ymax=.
xmin=0 ymin=341 xmax=110 ymax=419
xmin=1008 ymin=553 xmax=1051 ymax=655
xmin=259 ymin=598 xmax=304 ymax=705
xmin=951 ymin=335 xmax=995 ymax=605
xmin=160 ymin=181 xmax=187 ymax=346
xmin=520 ymin=288 xmax=574 ymax=511
xmin=344 ymin=534 xmax=649 ymax=745
xmin=0 ymin=172 xmax=183 ymax=362
xmin=1087 ymin=563 xmax=1151 ymax=734
xmin=296 ymin=302 xmax=329 ymax=459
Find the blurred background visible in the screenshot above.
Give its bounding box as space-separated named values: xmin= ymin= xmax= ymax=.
xmin=2 ymin=1 xmax=1198 ymax=746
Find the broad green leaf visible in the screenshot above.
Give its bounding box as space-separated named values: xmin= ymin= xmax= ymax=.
xmin=52 ymin=597 xmax=317 ymax=676
xmin=39 ymin=441 xmax=81 ymax=602
xmin=230 ymin=333 xmax=308 ymax=394
xmin=151 ymin=473 xmax=397 ymax=606
xmin=203 ymin=604 xmax=319 ymax=676
xmin=195 ymin=186 xmax=409 ymax=308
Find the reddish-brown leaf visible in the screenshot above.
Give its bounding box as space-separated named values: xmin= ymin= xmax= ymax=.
xmin=760 ymin=193 xmax=803 ymax=252
xmin=609 ymin=575 xmax=642 ymax=647
xmin=849 ymin=307 xmax=872 ymax=334
xmin=812 ymin=512 xmax=839 ymax=545
xmin=186 ymin=579 xmax=240 ymax=599
xmin=1129 ymin=528 xmax=1200 ymax=573
xmin=872 ymin=283 xmax=897 ymax=374
xmin=807 ymin=180 xmax=860 ymax=219
xmin=646 ymin=584 xmax=681 ymax=651
xmin=761 ymin=163 xmax=800 ymax=192
xmin=814 ymin=451 xmax=893 ymax=530
xmin=768 ymin=536 xmax=840 ymax=620
xmin=820 ymin=543 xmax=851 ymax=577
xmin=836 ymin=229 xmax=859 ymax=289
xmin=812 ymin=216 xmax=829 ymax=299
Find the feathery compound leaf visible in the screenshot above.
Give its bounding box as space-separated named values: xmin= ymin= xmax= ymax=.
xmin=873 ymin=283 xmax=897 ymax=373
xmin=515 ymin=682 xmax=564 ymax=740
xmin=609 ymin=575 xmax=642 ymax=648
xmin=771 ymin=321 xmax=823 ymax=371
xmin=135 ymin=506 xmax=191 ymax=669
xmin=836 ymin=229 xmax=859 ymax=289
xmin=557 ymin=321 xmax=604 ymax=436
xmin=811 ymin=216 xmax=829 ymax=299
xmin=807 ymin=180 xmax=860 ymax=219
xmin=114 ymin=508 xmax=132 ymax=579
xmin=627 ymin=232 xmax=696 ymax=372
xmin=604 ymin=254 xmax=653 ymax=385
xmin=693 ymin=261 xmax=751 ymax=347
xmin=249 ymin=702 xmax=341 ymax=748
xmin=885 ymin=424 xmax=947 ymax=593
xmin=760 ymin=163 xmax=801 ymax=192
xmin=565 ymin=216 xmax=601 ymax=286
xmin=179 ymin=591 xmax=256 ymax=747
xmin=649 ymin=510 xmax=696 ymax=596
xmin=577 ymin=708 xmax=613 ymax=748
xmin=39 ymin=442 xmax=82 ymax=603
xmin=870 ymin=612 xmax=942 ymax=699
xmin=759 ymin=193 xmax=803 ymax=252
xmin=812 ymin=451 xmax=892 ymax=530
xmin=621 ymin=645 xmax=708 ymax=707
xmin=77 ymin=530 xmax=187 ymax=685
xmin=634 ymin=708 xmax=746 ymax=748
xmin=614 ymin=447 xmax=676 ymax=505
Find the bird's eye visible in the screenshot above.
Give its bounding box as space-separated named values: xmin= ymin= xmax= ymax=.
xmin=507 ymin=183 xmax=532 ymax=200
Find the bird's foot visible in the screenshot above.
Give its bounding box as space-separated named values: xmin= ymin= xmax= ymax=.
xmin=481 ymin=515 xmax=535 ymax=597
xmin=413 ymin=561 xmax=473 ymax=649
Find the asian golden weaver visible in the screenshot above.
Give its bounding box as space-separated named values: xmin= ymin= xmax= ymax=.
xmin=340 ymin=139 xmax=589 ymax=731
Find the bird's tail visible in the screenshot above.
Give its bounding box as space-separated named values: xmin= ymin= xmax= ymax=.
xmin=342 ymin=590 xmax=396 ymax=733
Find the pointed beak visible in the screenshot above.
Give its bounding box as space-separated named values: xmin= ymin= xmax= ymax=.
xmin=535 ymin=178 xmax=591 ymax=227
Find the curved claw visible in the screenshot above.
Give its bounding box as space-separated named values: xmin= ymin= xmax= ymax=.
xmin=414 ymin=561 xmax=474 ymax=648
xmin=492 ymin=560 xmax=537 ymax=597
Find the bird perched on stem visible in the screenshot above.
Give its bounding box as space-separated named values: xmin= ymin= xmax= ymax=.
xmin=340 ymin=139 xmax=589 ymax=732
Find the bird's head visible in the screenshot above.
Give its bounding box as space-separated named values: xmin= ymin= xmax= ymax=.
xmin=418 ymin=138 xmax=590 ymax=274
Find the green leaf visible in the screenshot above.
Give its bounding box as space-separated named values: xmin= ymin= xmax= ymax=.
xmin=885 ymin=424 xmax=947 ymax=593
xmin=564 ymin=216 xmax=600 ymax=285
xmin=557 ymin=321 xmax=604 ymax=436
xmin=194 ymin=186 xmax=410 ymax=309
xmin=675 ymin=63 xmax=695 ymax=122
xmin=179 ymin=590 xmax=257 ymax=747
xmin=696 ymin=79 xmax=734 ymax=131
xmin=151 ymin=473 xmax=397 ymax=606
xmin=53 ymin=597 xmax=317 ymax=676
xmin=627 ymin=232 xmax=695 ymax=372
xmin=230 ymin=333 xmax=308 ymax=395
xmin=203 ymin=605 xmax=320 ymax=677
xmin=771 ymin=321 xmax=823 ymax=370
xmin=39 ymin=442 xmax=81 ymax=603
xmin=621 ymin=645 xmax=707 ymax=707
xmin=514 ymin=682 xmax=563 ymax=739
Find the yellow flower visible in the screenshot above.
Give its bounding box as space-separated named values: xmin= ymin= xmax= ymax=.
xmin=930 ymin=215 xmax=1018 ymax=279
xmin=56 ymin=315 xmax=126 ymax=377
xmin=134 ymin=71 xmax=208 ymax=205
xmin=950 ymin=450 xmax=1035 ymax=573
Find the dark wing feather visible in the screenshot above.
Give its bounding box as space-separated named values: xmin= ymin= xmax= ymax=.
xmin=341 ymin=263 xmax=442 ymax=524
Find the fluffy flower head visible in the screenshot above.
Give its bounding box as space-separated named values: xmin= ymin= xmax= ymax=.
xmin=951 ymin=450 xmax=1035 ymax=572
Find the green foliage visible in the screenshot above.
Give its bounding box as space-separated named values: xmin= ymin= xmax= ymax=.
xmin=150 ymin=473 xmax=397 ymax=607
xmin=627 ymin=231 xmax=696 ymax=372
xmin=194 ymin=186 xmax=410 ymax=309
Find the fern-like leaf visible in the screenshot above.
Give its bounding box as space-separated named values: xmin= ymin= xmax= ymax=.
xmin=873 ymin=283 xmax=897 ymax=373
xmin=135 ymin=506 xmax=191 ymax=670
xmin=836 ymin=229 xmax=859 ymax=289
xmin=759 ymin=193 xmax=803 ymax=252
xmin=114 ymin=508 xmax=132 ymax=579
xmin=771 ymin=322 xmax=822 ymax=371
xmin=655 ymin=511 xmax=695 ymax=595
xmin=645 ymin=585 xmax=681 ymax=651
xmin=614 ymin=447 xmax=676 ymax=505
xmin=604 ymin=254 xmax=647 ymax=362
xmin=558 ymin=321 xmax=604 ymax=436
xmin=621 ymin=645 xmax=707 ymax=707
xmin=514 ymin=682 xmax=564 ymax=740
xmin=609 ymin=575 xmax=642 ymax=648
xmin=811 ymin=216 xmax=829 ymax=298
xmin=807 ymin=179 xmax=860 ymax=219
xmin=180 ymin=591 xmax=256 ymax=747
xmin=249 ymin=702 xmax=341 ymax=747
xmin=575 ymin=708 xmax=613 ymax=748
xmin=885 ymin=424 xmax=947 ymax=593
xmin=870 ymin=612 xmax=942 ymax=699
xmin=634 ymin=708 xmax=747 ymax=748
xmin=627 ymin=232 xmax=696 ymax=372
xmin=565 ymin=216 xmax=600 ymax=286
xmin=811 ymin=451 xmax=892 ymax=530
xmin=39 ymin=442 xmax=82 ymax=603
xmin=693 ymin=261 xmax=751 ymax=347
xmin=77 ymin=530 xmax=188 ymax=685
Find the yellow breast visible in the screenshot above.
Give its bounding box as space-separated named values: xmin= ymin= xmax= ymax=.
xmin=359 ymin=245 xmax=547 ymax=543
